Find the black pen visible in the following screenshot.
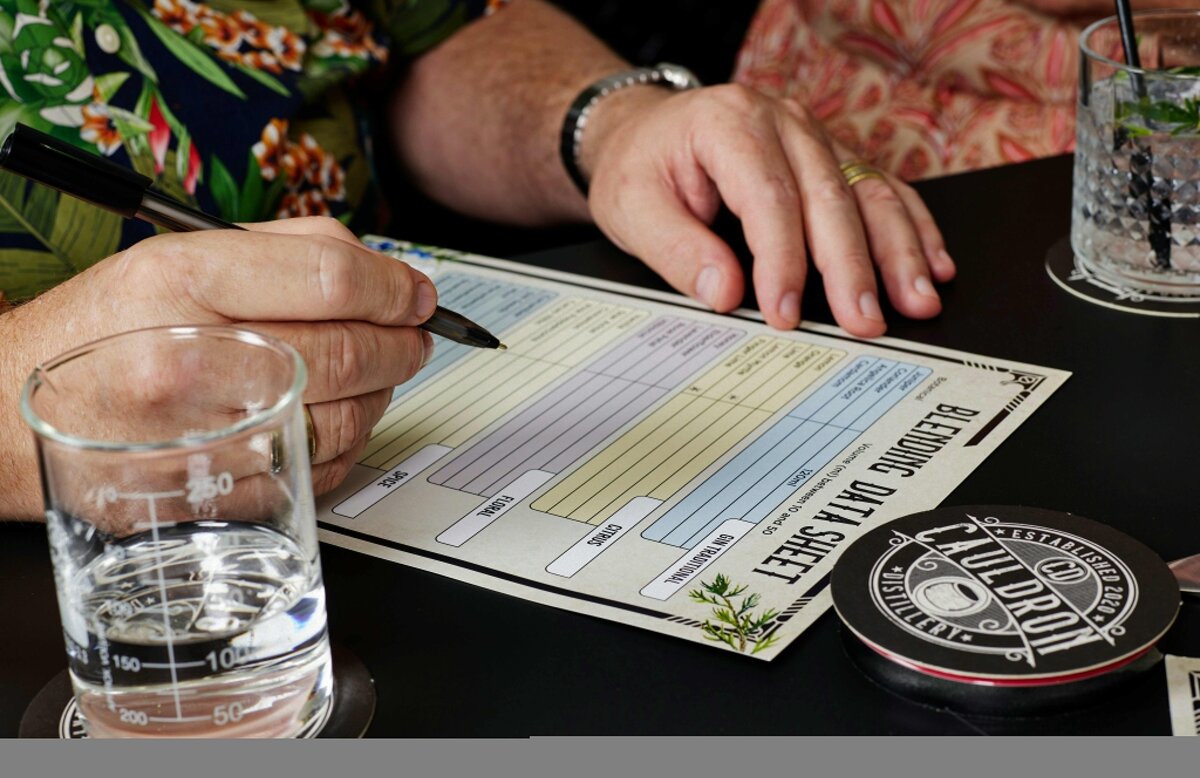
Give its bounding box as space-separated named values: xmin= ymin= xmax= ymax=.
xmin=0 ymin=124 xmax=505 ymax=350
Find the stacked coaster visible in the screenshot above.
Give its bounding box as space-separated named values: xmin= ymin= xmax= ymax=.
xmin=831 ymin=506 xmax=1180 ymax=715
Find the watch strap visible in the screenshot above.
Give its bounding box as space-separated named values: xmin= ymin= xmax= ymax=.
xmin=559 ymin=63 xmax=701 ymax=197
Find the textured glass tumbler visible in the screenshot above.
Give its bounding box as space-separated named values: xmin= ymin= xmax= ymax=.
xmin=21 ymin=325 xmax=331 ymax=738
xmin=1072 ymin=10 xmax=1200 ymax=296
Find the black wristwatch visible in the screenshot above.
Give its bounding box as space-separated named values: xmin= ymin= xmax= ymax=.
xmin=559 ymin=63 xmax=702 ymax=197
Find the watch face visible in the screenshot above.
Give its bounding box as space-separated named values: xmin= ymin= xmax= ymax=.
xmin=656 ymin=63 xmax=701 ymax=89
xmin=831 ymin=505 xmax=1180 ymax=683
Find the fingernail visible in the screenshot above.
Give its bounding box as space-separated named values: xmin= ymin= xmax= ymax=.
xmin=778 ymin=291 xmax=800 ymax=327
xmin=421 ymin=331 xmax=435 ymax=368
xmin=937 ymin=248 xmax=956 ymax=270
xmin=695 ymin=266 xmax=722 ymax=309
xmin=913 ymin=276 xmax=937 ymax=298
xmin=859 ymin=291 xmax=884 ymax=322
xmin=416 ymin=279 xmax=437 ymax=320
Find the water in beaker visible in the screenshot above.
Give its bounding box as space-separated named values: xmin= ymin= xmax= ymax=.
xmin=24 ymin=326 xmax=332 ymax=738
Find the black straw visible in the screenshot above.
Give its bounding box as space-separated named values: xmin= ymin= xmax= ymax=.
xmin=1114 ymin=0 xmax=1145 ymax=97
xmin=1111 ymin=2 xmax=1171 ymax=269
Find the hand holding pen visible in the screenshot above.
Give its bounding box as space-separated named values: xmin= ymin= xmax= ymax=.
xmin=0 ymin=124 xmax=498 ymax=498
xmin=0 ymin=124 xmax=504 ymax=351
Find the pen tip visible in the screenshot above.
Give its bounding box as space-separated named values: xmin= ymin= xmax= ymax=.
xmin=497 ymin=343 xmax=508 ymax=350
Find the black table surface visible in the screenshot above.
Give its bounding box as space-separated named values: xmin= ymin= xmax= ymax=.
xmin=5 ymin=155 xmax=1200 ymax=737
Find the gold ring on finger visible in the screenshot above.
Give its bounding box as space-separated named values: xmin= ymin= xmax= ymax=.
xmin=303 ymin=404 xmax=317 ymax=460
xmin=270 ymin=405 xmax=317 ymax=473
xmin=839 ymin=159 xmax=886 ymax=187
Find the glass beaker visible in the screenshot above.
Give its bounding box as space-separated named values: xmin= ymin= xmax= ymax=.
xmin=21 ymin=325 xmax=331 ymax=738
xmin=1072 ymin=10 xmax=1200 ymax=296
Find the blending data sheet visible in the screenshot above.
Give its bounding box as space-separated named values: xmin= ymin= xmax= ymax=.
xmin=316 ymin=239 xmax=1070 ymax=659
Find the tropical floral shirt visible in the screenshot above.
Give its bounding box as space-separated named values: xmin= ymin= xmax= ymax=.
xmin=0 ymin=0 xmax=506 ymax=303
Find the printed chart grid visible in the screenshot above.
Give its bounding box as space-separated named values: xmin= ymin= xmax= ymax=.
xmin=643 ymin=356 xmax=932 ymax=548
xmin=532 ymin=337 xmax=847 ymax=525
xmin=392 ymin=273 xmax=557 ymax=400
xmin=361 ymin=298 xmax=648 ymax=471
xmin=430 ymin=317 xmax=744 ymax=497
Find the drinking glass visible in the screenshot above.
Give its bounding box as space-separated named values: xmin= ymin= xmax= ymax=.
xmin=1072 ymin=10 xmax=1200 ymax=296
xmin=21 ymin=325 xmax=331 ymax=738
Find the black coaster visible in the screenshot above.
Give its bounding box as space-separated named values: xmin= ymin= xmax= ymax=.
xmin=1045 ymin=236 xmax=1200 ymax=318
xmin=840 ymin=625 xmax=1164 ymax=717
xmin=18 ymin=643 xmax=375 ymax=739
xmin=831 ymin=505 xmax=1180 ymax=715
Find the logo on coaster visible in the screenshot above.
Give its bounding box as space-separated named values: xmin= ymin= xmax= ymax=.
xmin=869 ymin=514 xmax=1136 ymax=668
xmin=833 ymin=506 xmax=1180 ymax=680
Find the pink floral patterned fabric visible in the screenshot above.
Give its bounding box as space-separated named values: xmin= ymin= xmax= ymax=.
xmin=734 ymin=0 xmax=1122 ymax=180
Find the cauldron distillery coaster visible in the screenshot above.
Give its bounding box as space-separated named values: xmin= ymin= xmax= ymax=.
xmin=831 ymin=505 xmax=1180 ymax=715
